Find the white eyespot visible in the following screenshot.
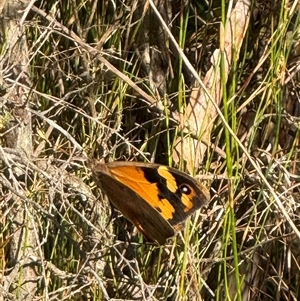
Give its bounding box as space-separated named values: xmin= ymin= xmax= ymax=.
xmin=179 ymin=184 xmax=192 ymax=195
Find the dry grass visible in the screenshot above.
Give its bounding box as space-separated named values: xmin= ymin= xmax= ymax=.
xmin=1 ymin=0 xmax=300 ymax=300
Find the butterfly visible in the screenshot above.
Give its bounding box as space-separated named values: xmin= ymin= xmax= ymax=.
xmin=90 ymin=160 xmax=210 ymax=244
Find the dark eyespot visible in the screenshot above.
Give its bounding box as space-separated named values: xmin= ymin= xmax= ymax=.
xmin=179 ymin=184 xmax=192 ymax=195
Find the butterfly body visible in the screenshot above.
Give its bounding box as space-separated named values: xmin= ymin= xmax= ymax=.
xmin=91 ymin=161 xmax=210 ymax=244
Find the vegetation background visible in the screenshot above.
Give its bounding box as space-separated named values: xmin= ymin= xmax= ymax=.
xmin=1 ymin=0 xmax=300 ymax=300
